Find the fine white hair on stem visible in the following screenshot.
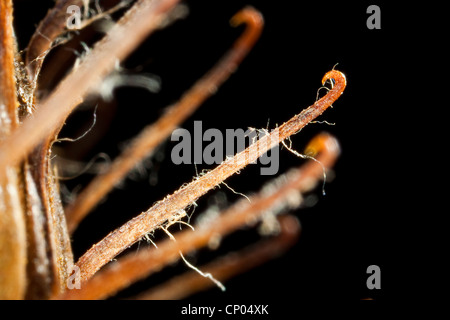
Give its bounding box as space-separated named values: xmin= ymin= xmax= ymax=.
xmin=98 ymin=73 xmax=161 ymax=101
xmin=179 ymin=252 xmax=226 ymax=292
xmin=56 ymin=104 xmax=98 ymax=143
xmin=281 ymin=139 xmax=327 ymax=195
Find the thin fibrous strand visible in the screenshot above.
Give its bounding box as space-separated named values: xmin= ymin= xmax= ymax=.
xmin=60 ymin=133 xmax=340 ymax=298
xmin=134 ymin=215 xmax=301 ymax=300
xmin=65 ymin=6 xmax=264 ymax=234
xmin=74 ymin=71 xmax=345 ymax=282
xmin=0 ymin=0 xmax=181 ymax=184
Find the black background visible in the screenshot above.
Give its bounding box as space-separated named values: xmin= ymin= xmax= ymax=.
xmin=11 ymin=0 xmax=408 ymax=303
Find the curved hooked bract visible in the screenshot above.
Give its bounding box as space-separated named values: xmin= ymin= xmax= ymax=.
xmin=75 ymin=69 xmax=347 ymax=282
xmin=229 ymin=6 xmax=264 ymax=57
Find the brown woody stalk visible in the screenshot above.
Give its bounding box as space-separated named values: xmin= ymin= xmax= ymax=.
xmin=60 ymin=133 xmax=340 ymax=299
xmin=75 ymin=70 xmax=346 ymax=281
xmin=134 ymin=215 xmax=301 ymax=300
xmin=0 ymin=0 xmax=181 ymax=183
xmin=65 ymin=6 xmax=264 ymax=233
xmin=25 ymin=0 xmax=130 ymax=81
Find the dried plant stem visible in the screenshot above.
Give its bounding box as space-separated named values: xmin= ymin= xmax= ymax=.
xmin=25 ymin=0 xmax=131 ymax=81
xmin=75 ymin=71 xmax=345 ymax=282
xmin=65 ymin=7 xmax=264 ymax=233
xmin=135 ymin=215 xmax=301 ymax=300
xmin=25 ymin=0 xmax=85 ymax=81
xmin=0 ymin=0 xmax=180 ymax=183
xmin=61 ymin=133 xmax=340 ymax=299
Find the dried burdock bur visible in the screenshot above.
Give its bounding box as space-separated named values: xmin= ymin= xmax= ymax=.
xmin=0 ymin=0 xmax=346 ymax=300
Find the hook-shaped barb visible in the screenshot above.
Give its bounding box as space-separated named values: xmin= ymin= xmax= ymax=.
xmin=230 ymin=6 xmax=264 ymax=55
xmin=318 ymin=70 xmax=347 ymax=109
xmin=275 ymin=70 xmax=346 ymax=144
